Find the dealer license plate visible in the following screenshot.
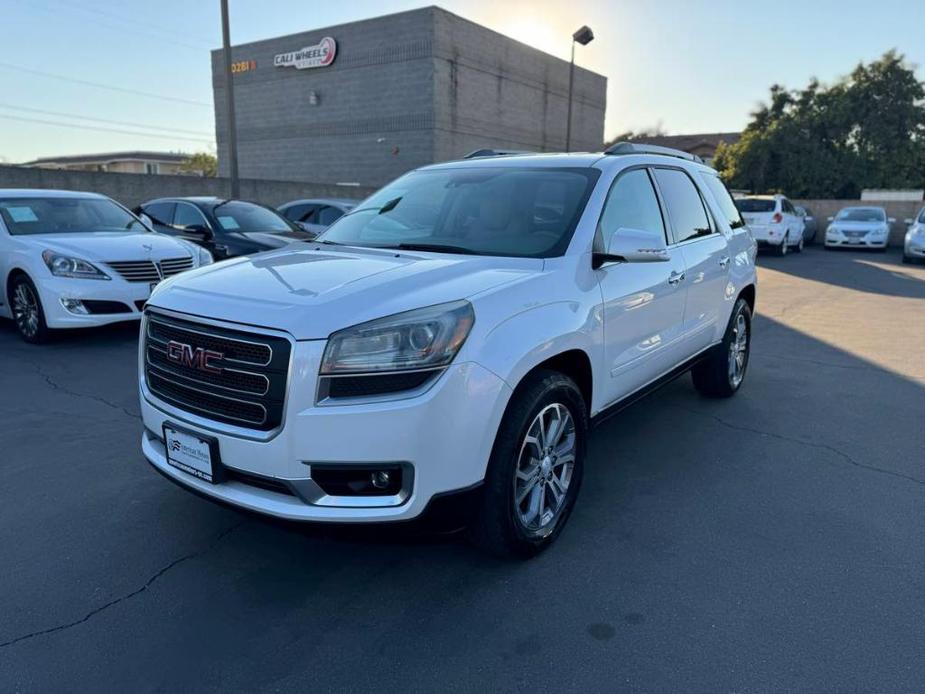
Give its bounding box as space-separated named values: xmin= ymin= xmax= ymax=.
xmin=163 ymin=425 xmax=216 ymax=482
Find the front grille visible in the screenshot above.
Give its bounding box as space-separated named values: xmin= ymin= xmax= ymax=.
xmin=106 ymin=256 xmax=193 ymax=282
xmin=843 ymin=230 xmax=867 ymax=238
xmin=144 ymin=312 xmax=291 ymax=431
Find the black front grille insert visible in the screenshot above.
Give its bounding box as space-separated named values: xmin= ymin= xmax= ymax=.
xmin=144 ymin=312 xmax=291 ymax=431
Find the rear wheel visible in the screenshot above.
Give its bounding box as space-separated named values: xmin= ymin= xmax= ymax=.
xmin=469 ymin=369 xmax=587 ymax=558
xmin=9 ymin=275 xmax=51 ymax=344
xmin=795 ymin=236 xmax=804 ymax=253
xmin=691 ymin=297 xmax=752 ymax=398
xmin=776 ymin=235 xmax=789 ymax=256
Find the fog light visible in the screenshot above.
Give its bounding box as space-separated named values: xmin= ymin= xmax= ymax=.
xmin=60 ymin=298 xmax=88 ymax=315
xmin=371 ymin=470 xmax=391 ymax=489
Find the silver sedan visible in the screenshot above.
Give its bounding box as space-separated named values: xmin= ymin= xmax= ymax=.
xmin=903 ymin=207 xmax=925 ymax=264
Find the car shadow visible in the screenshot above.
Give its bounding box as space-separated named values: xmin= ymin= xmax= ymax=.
xmin=756 ymin=246 xmax=925 ymax=299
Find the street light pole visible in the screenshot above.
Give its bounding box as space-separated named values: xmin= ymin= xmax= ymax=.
xmin=565 ymin=25 xmax=594 ymax=153
xmin=220 ymin=0 xmax=240 ymax=198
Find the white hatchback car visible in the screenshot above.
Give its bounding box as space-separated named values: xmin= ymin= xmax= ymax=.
xmin=139 ymin=144 xmax=757 ymax=557
xmin=734 ymin=194 xmax=804 ymax=255
xmin=0 ymin=190 xmax=212 ymax=343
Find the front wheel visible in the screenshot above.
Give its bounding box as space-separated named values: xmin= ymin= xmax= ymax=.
xmin=691 ymin=297 xmax=752 ymax=398
xmin=469 ymin=370 xmax=587 ymax=558
xmin=9 ymin=275 xmax=51 ymax=344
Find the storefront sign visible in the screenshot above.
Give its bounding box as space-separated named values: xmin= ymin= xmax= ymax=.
xmin=274 ymin=37 xmax=337 ymax=70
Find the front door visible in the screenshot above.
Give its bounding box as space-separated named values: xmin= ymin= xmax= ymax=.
xmin=595 ymin=168 xmax=689 ymax=406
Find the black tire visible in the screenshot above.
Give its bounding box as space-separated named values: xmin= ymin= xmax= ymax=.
xmin=8 ymin=274 xmax=51 ymax=344
xmin=468 ymin=369 xmax=588 ymax=559
xmin=794 ymin=236 xmax=804 ymax=253
xmin=691 ymin=297 xmax=752 ymax=398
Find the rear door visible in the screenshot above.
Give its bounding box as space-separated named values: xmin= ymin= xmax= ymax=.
xmin=652 ymin=167 xmax=731 ymax=354
xmin=596 ymin=167 xmax=689 ymax=405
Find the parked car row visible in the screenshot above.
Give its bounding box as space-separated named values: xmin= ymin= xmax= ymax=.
xmin=0 ymin=190 xmax=359 ymax=342
xmin=733 ymin=193 xmax=921 ymax=258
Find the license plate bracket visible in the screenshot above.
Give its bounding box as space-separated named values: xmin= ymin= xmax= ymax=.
xmin=162 ymin=423 xmax=223 ymax=484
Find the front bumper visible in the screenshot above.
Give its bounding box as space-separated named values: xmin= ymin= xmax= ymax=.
xmin=905 ymin=237 xmax=925 ymax=258
xmin=825 ymin=232 xmax=888 ymax=248
xmin=36 ymin=275 xmax=151 ymax=328
xmin=140 ymin=336 xmax=512 ymax=523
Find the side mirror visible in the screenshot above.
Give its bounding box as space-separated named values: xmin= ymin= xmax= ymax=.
xmin=888 ymin=217 xmax=896 ymax=224
xmin=138 ymin=213 xmax=154 ymax=229
xmin=905 ymin=218 xmax=914 ymax=225
xmin=184 ymin=224 xmax=213 ymax=239
xmin=827 ymin=216 xmax=835 ymax=222
xmin=805 ymin=216 xmax=814 ymax=221
xmin=593 ymin=227 xmax=669 ymax=268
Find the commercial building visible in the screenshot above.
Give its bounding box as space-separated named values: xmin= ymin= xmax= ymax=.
xmin=211 ymin=6 xmax=607 ymax=187
xmin=22 ymin=151 xmax=191 ymax=175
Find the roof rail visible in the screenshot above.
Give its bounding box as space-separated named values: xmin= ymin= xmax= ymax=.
xmin=604 ymin=141 xmax=704 ymax=164
xmin=463 ymin=148 xmax=533 ymax=159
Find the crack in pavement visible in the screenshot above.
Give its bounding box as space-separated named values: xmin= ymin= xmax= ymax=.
xmin=4 ymin=356 xmax=139 ymax=420
xmin=671 ymin=403 xmax=925 ymax=488
xmin=0 ymin=521 xmax=245 ymax=650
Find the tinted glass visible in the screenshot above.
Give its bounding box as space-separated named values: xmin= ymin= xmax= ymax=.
xmin=173 ymin=203 xmax=207 ymax=230
xmin=701 ymin=174 xmax=745 ymax=229
xmin=596 ymin=169 xmax=665 ymax=251
xmin=836 ymin=208 xmax=886 ymax=222
xmin=652 ymin=168 xmax=712 ymax=243
xmin=782 ymin=199 xmax=795 ymax=214
xmin=143 ymin=201 xmax=174 ymax=226
xmin=735 ymin=198 xmax=776 ymax=213
xmin=0 ymin=196 xmax=146 ymax=235
xmin=317 ymin=206 xmax=345 ymax=226
xmin=213 ymin=201 xmax=293 ymax=233
xmin=283 ymin=203 xmax=317 ymax=223
xmin=319 ymin=167 xmax=600 ymax=258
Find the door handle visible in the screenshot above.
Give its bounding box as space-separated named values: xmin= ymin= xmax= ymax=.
xmin=668 ymin=270 xmax=685 ymax=286
xmin=719 ymin=255 xmax=730 ymax=268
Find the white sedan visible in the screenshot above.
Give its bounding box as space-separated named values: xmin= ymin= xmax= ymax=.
xmin=0 ymin=189 xmax=212 ymax=343
xmin=903 ymin=208 xmax=925 ymax=264
xmin=825 ymin=206 xmax=893 ymax=251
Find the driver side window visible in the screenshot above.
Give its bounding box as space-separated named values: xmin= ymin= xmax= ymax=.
xmin=596 ymin=169 xmax=666 ymax=252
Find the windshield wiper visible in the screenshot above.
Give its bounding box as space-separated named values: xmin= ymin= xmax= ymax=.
xmin=387 ymin=243 xmax=481 ymax=256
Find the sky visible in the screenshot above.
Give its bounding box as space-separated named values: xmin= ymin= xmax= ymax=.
xmin=1 ymin=0 xmax=923 ymax=163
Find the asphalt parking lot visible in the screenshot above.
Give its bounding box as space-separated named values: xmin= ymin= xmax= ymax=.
xmin=2 ymin=247 xmax=924 ymax=692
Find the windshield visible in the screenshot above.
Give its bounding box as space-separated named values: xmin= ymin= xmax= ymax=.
xmin=836 ymin=207 xmax=885 ymax=222
xmin=735 ymin=199 xmax=776 ymax=213
xmin=213 ymin=201 xmax=294 ymax=233
xmin=317 ymin=167 xmax=600 ymax=257
xmin=0 ymin=196 xmax=146 ymax=235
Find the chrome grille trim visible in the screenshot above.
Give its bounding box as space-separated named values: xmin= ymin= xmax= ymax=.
xmin=105 ymin=256 xmax=193 ymax=282
xmin=143 ymin=311 xmax=291 ymax=431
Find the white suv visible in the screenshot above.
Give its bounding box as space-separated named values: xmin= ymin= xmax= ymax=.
xmin=735 ymin=194 xmax=804 ymax=255
xmin=139 ymin=144 xmax=758 ymax=557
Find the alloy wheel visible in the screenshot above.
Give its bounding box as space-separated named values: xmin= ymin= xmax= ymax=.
xmin=12 ymin=282 xmax=39 ymax=339
xmin=728 ymin=312 xmax=749 ymax=388
xmin=513 ymin=403 xmax=576 ymax=537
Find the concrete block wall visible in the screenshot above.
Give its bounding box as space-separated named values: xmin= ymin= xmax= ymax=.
xmin=0 ymin=166 xmax=374 ymax=209
xmin=794 ymin=199 xmax=923 ymax=246
xmin=431 ymin=8 xmax=606 ymax=161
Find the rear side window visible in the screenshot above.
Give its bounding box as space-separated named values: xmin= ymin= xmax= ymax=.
xmin=173 ymin=203 xmax=208 ymax=230
xmin=701 ymin=174 xmax=745 ymax=229
xmin=652 ymin=168 xmax=712 ymax=243
xmin=596 ymin=169 xmax=666 ymax=251
xmin=284 ymin=203 xmax=318 ymax=223
xmin=143 ymin=201 xmax=175 ymax=226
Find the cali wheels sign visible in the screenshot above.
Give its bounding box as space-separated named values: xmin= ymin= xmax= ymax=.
xmin=274 ymin=37 xmax=337 ymax=70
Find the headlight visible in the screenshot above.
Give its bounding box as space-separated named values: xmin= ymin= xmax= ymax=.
xmin=42 ymin=251 xmax=109 ymax=280
xmin=195 ymin=246 xmax=214 ymax=266
xmin=321 ymin=300 xmax=474 ymax=375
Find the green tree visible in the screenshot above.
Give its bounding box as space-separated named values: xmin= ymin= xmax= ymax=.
xmin=716 ymin=51 xmax=925 ymax=198
xmin=180 ymin=152 xmax=218 ymax=177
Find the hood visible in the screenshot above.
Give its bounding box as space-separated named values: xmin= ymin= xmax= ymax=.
xmin=239 ymin=230 xmax=314 ymax=248
xmin=831 ymin=220 xmax=887 ymax=231
xmin=25 ymin=231 xmax=191 ymax=261
xmin=148 ymin=245 xmax=542 ymax=339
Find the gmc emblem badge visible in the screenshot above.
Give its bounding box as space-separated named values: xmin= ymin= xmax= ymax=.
xmin=166 ymin=340 xmax=224 ymax=374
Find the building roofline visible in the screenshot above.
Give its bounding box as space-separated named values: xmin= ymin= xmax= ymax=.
xmin=22 ymin=151 xmax=191 ymax=166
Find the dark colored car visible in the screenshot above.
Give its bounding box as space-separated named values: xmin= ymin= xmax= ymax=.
xmin=277 ymin=198 xmax=357 ymax=235
xmin=135 ymin=197 xmax=315 ymax=260
xmin=795 ymin=205 xmax=818 ymax=244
